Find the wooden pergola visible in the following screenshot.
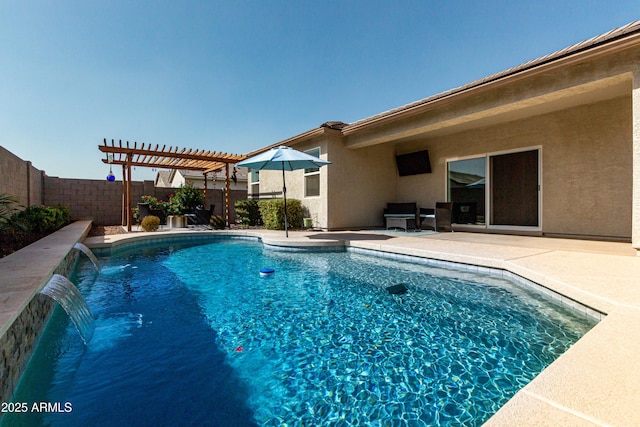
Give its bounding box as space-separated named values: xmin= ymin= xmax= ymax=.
xmin=99 ymin=139 xmax=247 ymax=231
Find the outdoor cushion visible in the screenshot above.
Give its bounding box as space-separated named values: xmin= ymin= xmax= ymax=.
xmin=385 ymin=213 xmax=417 ymax=217
xmin=383 ymin=202 xmax=417 ymax=216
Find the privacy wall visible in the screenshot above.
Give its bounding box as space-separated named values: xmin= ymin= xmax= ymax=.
xmin=0 ymin=145 xmax=44 ymax=207
xmin=1 ymin=147 xmax=244 ymax=225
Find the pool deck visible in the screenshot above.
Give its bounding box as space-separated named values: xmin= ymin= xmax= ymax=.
xmin=3 ymin=223 xmax=639 ymax=425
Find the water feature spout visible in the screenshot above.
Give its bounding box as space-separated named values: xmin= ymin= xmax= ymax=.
xmin=74 ymin=242 xmax=101 ymax=272
xmin=40 ymin=274 xmax=95 ymax=344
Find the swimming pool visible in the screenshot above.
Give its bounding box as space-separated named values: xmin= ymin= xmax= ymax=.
xmin=2 ymin=237 xmax=596 ymax=426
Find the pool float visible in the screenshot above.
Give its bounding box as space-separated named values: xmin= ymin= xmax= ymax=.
xmin=259 ymin=268 xmax=275 ymax=277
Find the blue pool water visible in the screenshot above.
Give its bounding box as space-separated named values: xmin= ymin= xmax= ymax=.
xmin=3 ymin=238 xmax=596 ymax=426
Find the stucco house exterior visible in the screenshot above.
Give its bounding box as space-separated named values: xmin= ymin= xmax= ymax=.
xmin=249 ymin=21 xmax=640 ymax=251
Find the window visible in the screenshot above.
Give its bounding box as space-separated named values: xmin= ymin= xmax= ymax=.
xmin=250 ymin=169 xmax=259 ymax=198
xmin=304 ymin=148 xmax=321 ymax=197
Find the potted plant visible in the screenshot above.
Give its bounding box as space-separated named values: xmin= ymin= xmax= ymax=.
xmin=134 ymin=195 xmax=168 ymax=224
xmin=166 ymin=195 xmax=186 ymax=228
xmin=172 ymin=183 xmax=204 ymax=214
xmin=166 ymin=183 xmax=204 ymax=228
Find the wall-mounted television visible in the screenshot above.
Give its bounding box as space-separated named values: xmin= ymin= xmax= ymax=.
xmin=395 ymin=150 xmax=432 ymax=176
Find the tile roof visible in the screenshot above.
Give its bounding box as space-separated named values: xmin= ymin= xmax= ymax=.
xmin=155 ymin=170 xmax=172 ymax=186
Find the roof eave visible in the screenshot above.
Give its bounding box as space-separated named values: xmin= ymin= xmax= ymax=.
xmin=243 ymin=126 xmax=338 ymax=158
xmin=342 ymin=28 xmax=640 ymax=135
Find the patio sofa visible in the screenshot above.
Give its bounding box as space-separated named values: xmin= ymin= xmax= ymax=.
xmin=383 ymin=202 xmax=418 ymax=231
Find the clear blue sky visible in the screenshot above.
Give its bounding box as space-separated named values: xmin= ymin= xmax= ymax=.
xmin=1 ymin=1 xmax=638 ymax=181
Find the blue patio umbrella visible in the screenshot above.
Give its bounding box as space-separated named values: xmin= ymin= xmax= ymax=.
xmin=238 ymin=146 xmax=331 ymax=237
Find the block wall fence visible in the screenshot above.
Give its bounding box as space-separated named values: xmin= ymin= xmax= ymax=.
xmin=0 ymin=146 xmax=44 ymax=208
xmin=1 ymin=146 xmax=245 ymax=225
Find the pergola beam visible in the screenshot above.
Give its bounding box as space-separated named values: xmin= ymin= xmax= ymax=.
xmin=99 ymin=146 xmax=244 ymax=164
xmin=99 ymin=138 xmax=240 ymax=172
xmin=101 ymin=158 xmax=227 ymax=172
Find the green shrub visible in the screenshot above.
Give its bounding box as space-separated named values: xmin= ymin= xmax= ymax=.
xmin=210 ymin=215 xmax=226 ymax=230
xmin=141 ymin=215 xmax=160 ymax=232
xmin=0 ymin=203 xmax=71 ymax=258
xmin=55 ymin=205 xmax=72 ymax=224
xmin=8 ymin=205 xmax=71 ymax=233
xmin=234 ymin=199 xmax=262 ymax=226
xmin=0 ymin=194 xmax=20 ymax=229
xmin=258 ymin=199 xmax=302 ymax=230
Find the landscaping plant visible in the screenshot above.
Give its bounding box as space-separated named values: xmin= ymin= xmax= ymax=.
xmin=210 ymin=215 xmax=226 ymax=229
xmin=7 ymin=205 xmax=71 ymax=233
xmin=234 ymin=199 xmax=262 ymax=226
xmin=258 ymin=199 xmax=302 ymax=230
xmin=0 ymin=201 xmax=72 ymax=258
xmin=0 ymin=194 xmax=20 ymax=229
xmin=141 ymin=215 xmax=161 ymax=232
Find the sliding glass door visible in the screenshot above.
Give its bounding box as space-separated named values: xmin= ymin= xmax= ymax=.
xmin=490 ymin=150 xmax=539 ymax=227
xmin=447 ymin=148 xmax=540 ymax=229
xmin=448 ymin=157 xmax=486 ymax=225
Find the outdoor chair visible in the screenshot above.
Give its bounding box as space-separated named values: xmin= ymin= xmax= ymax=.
xmin=420 ymin=202 xmax=453 ymax=232
xmin=452 ymin=202 xmax=477 ymax=224
xmin=195 ymin=205 xmax=215 ymax=225
xmin=150 ymin=208 xmax=166 ymax=224
xmin=419 ymin=207 xmax=435 ymax=229
xmin=137 ymin=203 xmax=152 ymax=223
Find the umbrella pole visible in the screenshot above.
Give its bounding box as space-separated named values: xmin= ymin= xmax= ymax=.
xmin=282 ymin=165 xmax=288 ymax=237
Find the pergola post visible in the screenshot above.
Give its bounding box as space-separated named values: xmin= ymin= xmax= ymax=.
xmin=203 ymin=171 xmax=208 ymax=208
xmin=121 ymin=164 xmax=127 ymax=226
xmin=126 ymin=153 xmax=133 ymax=232
xmin=225 ymin=163 xmax=231 ymax=227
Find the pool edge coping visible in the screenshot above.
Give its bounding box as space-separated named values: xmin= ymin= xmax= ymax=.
xmin=0 ymin=221 xmax=92 ymax=338
xmin=0 ymin=221 xmax=92 ymax=412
